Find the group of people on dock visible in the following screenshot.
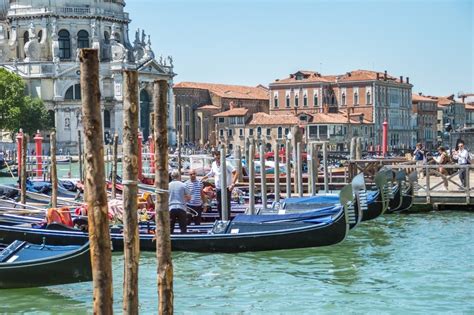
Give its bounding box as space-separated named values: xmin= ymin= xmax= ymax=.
xmin=168 ymin=150 xmax=239 ymax=234
xmin=413 ymin=140 xmax=470 ymax=188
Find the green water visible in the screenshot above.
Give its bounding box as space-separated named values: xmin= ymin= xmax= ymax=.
xmin=0 ymin=211 xmax=473 ymax=314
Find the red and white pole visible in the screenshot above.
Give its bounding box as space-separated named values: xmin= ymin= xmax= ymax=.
xmin=16 ymin=129 xmax=23 ymax=177
xmin=34 ymin=130 xmax=43 ymax=177
xmin=138 ymin=130 xmax=143 ymax=181
xmin=382 ymin=120 xmax=388 ymax=157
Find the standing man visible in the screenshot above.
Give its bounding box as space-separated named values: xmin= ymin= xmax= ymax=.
xmin=204 ymin=150 xmax=238 ymax=220
xmin=452 ymin=140 xmax=470 ymax=188
xmin=413 ymin=143 xmax=426 ymax=179
xmin=168 ymin=170 xmax=191 ymax=234
xmin=185 ymin=169 xmax=206 ymax=225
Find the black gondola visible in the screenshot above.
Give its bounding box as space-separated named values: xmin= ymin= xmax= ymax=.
xmin=386 ymin=170 xmax=415 ymax=213
xmin=267 ymin=172 xmax=390 ymax=224
xmin=0 ymin=241 xmax=91 ymax=289
xmin=0 ymin=192 xmax=352 ymax=253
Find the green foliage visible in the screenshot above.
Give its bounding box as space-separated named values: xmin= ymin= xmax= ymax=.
xmin=0 ymin=68 xmax=53 ymax=135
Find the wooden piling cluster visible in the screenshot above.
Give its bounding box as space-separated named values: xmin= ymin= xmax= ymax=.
xmin=241 ymin=138 xmax=338 ymax=200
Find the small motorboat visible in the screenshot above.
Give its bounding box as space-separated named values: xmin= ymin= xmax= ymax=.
xmin=0 ymin=241 xmax=91 ymax=289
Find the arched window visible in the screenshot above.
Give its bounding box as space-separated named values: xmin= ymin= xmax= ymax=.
xmin=277 ymin=127 xmax=283 ymax=139
xmin=140 ymin=90 xmax=151 ymax=139
xmin=303 ymin=94 xmax=308 ymax=107
xmin=48 ymin=110 xmax=55 ymax=128
xmin=341 ymin=93 xmax=346 ymax=105
xmin=295 ymin=94 xmax=299 ymax=107
xmin=65 ymin=84 xmax=81 ymax=100
xmin=286 ymin=95 xmax=290 ymax=107
xmin=104 ymin=110 xmax=111 ymax=128
xmin=23 ymin=31 xmax=29 ymax=44
xmin=114 ymin=33 xmax=121 ymax=43
xmin=274 ymin=95 xmax=278 ymax=108
xmin=104 ymin=31 xmax=110 ymax=44
xmin=77 ymin=30 xmax=89 ymax=49
xmin=354 ymin=92 xmax=359 ymax=105
xmin=38 ymin=30 xmax=43 ymax=42
xmin=366 ymin=92 xmax=371 ymax=104
xmin=58 ymin=30 xmax=71 ymax=59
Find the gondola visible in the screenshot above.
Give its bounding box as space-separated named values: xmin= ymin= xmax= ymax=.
xmin=0 ymin=185 xmax=353 ymax=253
xmin=386 ymin=170 xmax=415 ymax=213
xmin=0 ymin=241 xmax=91 ymax=289
xmin=392 ymin=171 xmax=416 ymax=212
xmin=268 ymin=172 xmax=390 ymax=224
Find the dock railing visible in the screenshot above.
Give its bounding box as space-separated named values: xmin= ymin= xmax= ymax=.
xmin=348 ymin=160 xmax=473 ymax=205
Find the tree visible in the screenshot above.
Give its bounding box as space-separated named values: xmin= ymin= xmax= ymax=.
xmin=0 ymin=68 xmax=53 ymax=135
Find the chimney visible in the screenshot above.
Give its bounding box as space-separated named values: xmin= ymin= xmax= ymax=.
xmin=400 ymin=76 xmax=403 ymax=83
xmin=406 ymin=77 xmax=410 ymax=84
xmin=418 ymin=92 xmax=422 ymax=96
xmin=376 ymin=73 xmax=379 ymax=80
xmin=384 ymin=70 xmax=387 ymax=81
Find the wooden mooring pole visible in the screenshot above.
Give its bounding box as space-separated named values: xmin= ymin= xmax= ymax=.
xmin=274 ymin=142 xmax=280 ymax=203
xmin=122 ymin=70 xmax=140 ymax=314
xmin=177 ymin=131 xmax=182 ymax=181
xmin=285 ymin=139 xmax=291 ymax=198
xmin=322 ymin=142 xmax=329 ymax=193
xmin=260 ymin=144 xmax=267 ymax=208
xmin=78 ymin=130 xmax=83 ymax=182
xmin=153 ymin=80 xmax=173 ymax=314
xmin=248 ymin=144 xmax=255 ymax=214
xmin=220 ymin=146 xmax=229 ymax=220
xmin=80 ymin=48 xmax=113 ymax=313
xmin=50 ymin=131 xmax=58 ymax=208
xmin=20 ymin=133 xmax=27 ymax=205
xmin=111 ymin=134 xmax=119 ymax=200
xmin=356 ymin=137 xmax=362 ymax=160
xmin=235 ymin=145 xmax=243 ymax=182
xmin=297 ymin=142 xmax=303 ymax=197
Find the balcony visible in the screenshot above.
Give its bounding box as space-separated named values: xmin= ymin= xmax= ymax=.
xmin=8 ymin=6 xmax=129 ymax=21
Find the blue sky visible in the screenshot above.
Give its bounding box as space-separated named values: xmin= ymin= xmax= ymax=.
xmin=127 ymin=0 xmax=473 ymax=96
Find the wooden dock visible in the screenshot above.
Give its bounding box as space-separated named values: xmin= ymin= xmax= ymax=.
xmin=348 ymin=160 xmax=474 ymax=209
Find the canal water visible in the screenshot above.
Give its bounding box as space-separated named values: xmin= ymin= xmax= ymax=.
xmin=0 ymin=211 xmax=472 ymax=314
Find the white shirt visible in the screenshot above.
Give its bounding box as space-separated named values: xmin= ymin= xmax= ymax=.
xmin=455 ymin=148 xmax=470 ymax=165
xmin=207 ymin=161 xmax=236 ymax=190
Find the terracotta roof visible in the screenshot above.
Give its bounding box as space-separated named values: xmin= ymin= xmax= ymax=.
xmin=273 ymin=71 xmax=333 ymax=84
xmin=312 ymin=113 xmax=371 ymax=124
xmin=214 ymin=108 xmax=248 ymax=117
xmin=464 ymin=104 xmax=474 ymax=110
xmin=248 ymin=113 xmax=299 ymax=126
xmin=197 ymin=105 xmax=220 ymax=111
xmin=412 ymin=94 xmax=437 ymax=102
xmin=337 ymin=70 xmax=399 ymax=82
xmin=174 ymin=82 xmax=269 ymax=100
xmin=272 ymin=69 xmax=405 ymax=84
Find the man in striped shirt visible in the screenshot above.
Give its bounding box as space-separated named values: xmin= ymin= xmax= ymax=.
xmin=185 ymin=169 xmax=205 ymax=225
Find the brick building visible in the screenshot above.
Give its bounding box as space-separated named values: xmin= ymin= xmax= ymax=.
xmin=173 ymin=82 xmax=269 ymax=146
xmin=412 ymin=93 xmax=438 ymax=149
xmin=268 ymin=69 xmax=413 ymax=149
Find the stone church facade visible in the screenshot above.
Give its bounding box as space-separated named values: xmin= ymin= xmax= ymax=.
xmin=0 ymin=0 xmax=176 ymax=151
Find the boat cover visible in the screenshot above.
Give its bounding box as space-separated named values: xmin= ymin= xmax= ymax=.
xmin=283 ymin=190 xmax=378 ymax=204
xmin=231 ymin=206 xmax=340 ymax=224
